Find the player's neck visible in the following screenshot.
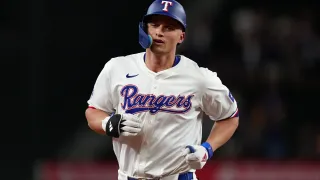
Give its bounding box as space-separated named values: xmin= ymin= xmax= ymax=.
xmin=145 ymin=51 xmax=175 ymax=73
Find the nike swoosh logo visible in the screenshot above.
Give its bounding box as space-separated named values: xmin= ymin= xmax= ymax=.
xmin=126 ymin=74 xmax=139 ymax=78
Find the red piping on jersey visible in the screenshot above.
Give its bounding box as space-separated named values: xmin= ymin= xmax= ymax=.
xmin=88 ymin=106 xmax=96 ymax=109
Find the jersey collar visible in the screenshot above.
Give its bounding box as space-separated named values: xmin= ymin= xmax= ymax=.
xmin=143 ymin=53 xmax=181 ymax=67
xmin=139 ymin=52 xmax=183 ymax=78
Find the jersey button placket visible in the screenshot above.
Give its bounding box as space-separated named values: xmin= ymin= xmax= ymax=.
xmin=150 ymin=76 xmax=158 ymax=124
xmin=153 ymin=76 xmax=158 ymax=89
xmin=138 ymin=76 xmax=158 ymax=176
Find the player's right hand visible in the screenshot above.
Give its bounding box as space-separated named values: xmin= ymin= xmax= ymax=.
xmin=103 ymin=113 xmax=143 ymax=138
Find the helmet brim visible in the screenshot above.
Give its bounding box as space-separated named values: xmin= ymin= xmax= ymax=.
xmin=143 ymin=13 xmax=186 ymax=32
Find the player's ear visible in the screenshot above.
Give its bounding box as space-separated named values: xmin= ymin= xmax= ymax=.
xmin=178 ymin=32 xmax=185 ymax=44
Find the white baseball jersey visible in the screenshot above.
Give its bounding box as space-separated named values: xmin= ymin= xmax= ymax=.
xmin=87 ymin=52 xmax=238 ymax=179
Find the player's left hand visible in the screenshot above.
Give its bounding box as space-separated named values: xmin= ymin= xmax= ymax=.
xmin=183 ymin=142 xmax=214 ymax=169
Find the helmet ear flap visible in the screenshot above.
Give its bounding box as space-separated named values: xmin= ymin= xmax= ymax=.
xmin=139 ymin=22 xmax=153 ymax=49
xmin=142 ymin=22 xmax=148 ymax=32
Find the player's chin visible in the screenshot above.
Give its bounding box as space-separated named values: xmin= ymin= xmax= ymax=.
xmin=150 ymin=45 xmax=167 ymax=54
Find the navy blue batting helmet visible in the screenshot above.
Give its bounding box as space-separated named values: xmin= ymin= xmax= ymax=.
xmin=138 ymin=0 xmax=187 ymax=49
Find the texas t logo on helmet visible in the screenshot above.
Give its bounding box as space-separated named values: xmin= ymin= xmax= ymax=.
xmin=161 ymin=1 xmax=173 ymax=12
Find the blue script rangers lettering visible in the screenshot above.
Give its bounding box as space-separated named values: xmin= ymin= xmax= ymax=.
xmin=120 ymin=85 xmax=194 ymax=114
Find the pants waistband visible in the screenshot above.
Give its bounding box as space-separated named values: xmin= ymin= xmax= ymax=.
xmin=127 ymin=172 xmax=193 ymax=180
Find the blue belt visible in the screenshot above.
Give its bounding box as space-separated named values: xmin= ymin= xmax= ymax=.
xmin=127 ymin=172 xmax=194 ymax=180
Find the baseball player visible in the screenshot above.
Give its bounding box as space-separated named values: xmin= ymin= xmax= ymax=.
xmin=85 ymin=0 xmax=239 ymax=179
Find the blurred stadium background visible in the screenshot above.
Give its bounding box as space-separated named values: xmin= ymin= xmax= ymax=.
xmin=3 ymin=0 xmax=319 ymax=179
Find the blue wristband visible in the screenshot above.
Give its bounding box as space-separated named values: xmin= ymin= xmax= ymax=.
xmin=201 ymin=142 xmax=214 ymax=159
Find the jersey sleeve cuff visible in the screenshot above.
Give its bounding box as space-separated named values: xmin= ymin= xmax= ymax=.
xmin=229 ymin=108 xmax=239 ymax=118
xmin=88 ymin=106 xmax=96 ymax=109
xmin=87 ymin=104 xmax=113 ymax=114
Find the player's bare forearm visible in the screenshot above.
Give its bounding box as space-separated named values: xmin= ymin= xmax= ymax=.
xmin=85 ymin=108 xmax=110 ymax=135
xmin=205 ymin=117 xmax=239 ymax=151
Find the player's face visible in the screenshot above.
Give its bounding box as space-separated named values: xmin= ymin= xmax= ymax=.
xmin=147 ymin=15 xmax=185 ymax=54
